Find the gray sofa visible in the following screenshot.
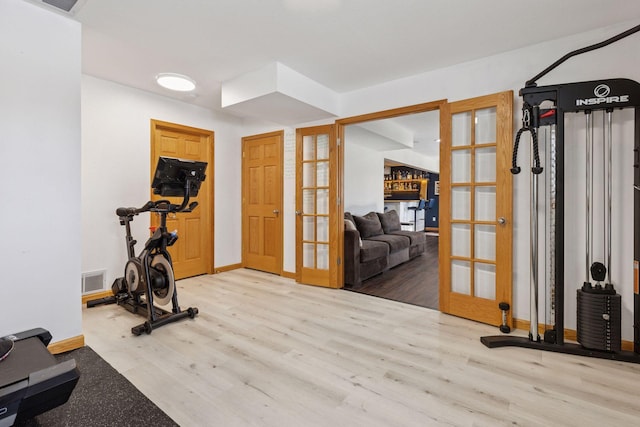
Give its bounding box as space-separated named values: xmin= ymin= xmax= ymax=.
xmin=344 ymin=210 xmax=426 ymax=286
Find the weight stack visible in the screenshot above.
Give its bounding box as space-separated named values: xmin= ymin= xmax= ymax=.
xmin=577 ymin=288 xmax=621 ymax=352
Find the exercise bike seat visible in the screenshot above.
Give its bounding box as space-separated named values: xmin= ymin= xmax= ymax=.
xmin=0 ymin=328 xmax=79 ymax=427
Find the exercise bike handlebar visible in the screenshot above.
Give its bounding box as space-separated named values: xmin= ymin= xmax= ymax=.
xmin=116 ymin=199 xmax=199 ymax=219
xmin=116 ymin=178 xmax=201 ymax=218
xmin=115 ymin=201 xmax=156 ymax=217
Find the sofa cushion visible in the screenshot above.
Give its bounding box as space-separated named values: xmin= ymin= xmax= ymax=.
xmin=389 ymin=230 xmax=426 ymax=246
xmin=353 ymin=212 xmax=384 ymax=238
xmin=360 ymin=239 xmax=389 ymax=263
xmin=366 ymin=233 xmax=410 ymax=252
xmin=377 ymin=210 xmax=402 ymax=233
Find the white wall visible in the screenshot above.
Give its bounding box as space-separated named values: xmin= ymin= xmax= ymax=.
xmin=81 ymin=76 xmax=245 ymax=287
xmin=0 ymin=1 xmax=81 ymax=342
xmin=344 ymin=141 xmax=385 ymax=214
xmin=381 ymin=149 xmax=438 ymax=173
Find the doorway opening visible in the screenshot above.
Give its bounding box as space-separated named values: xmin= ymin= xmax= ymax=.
xmin=337 ymin=102 xmax=443 ymax=310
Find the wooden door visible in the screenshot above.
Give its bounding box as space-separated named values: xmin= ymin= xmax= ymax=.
xmin=242 ymin=131 xmax=283 ymax=275
xmin=151 ymin=120 xmax=214 ymax=280
xmin=296 ymin=125 xmax=340 ymax=288
xmin=439 ymin=91 xmax=513 ymax=327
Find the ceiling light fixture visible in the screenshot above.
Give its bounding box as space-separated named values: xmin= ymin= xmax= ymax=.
xmin=155 ymin=73 xmax=196 ymax=92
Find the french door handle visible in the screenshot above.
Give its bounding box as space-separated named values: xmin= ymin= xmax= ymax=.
xmin=295 ymin=210 xmax=302 ymax=216
xmin=498 ymin=217 xmax=507 ymax=225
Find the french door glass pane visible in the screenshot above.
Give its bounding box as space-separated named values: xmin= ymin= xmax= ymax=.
xmin=303 ymin=216 xmax=315 ymax=240
xmin=316 ymin=189 xmax=329 ymax=214
xmin=451 ymin=149 xmax=471 ymax=183
xmin=317 ymin=135 xmax=329 ymax=159
xmin=474 ymin=263 xmax=496 ymax=299
xmin=317 ymin=244 xmax=329 ymax=269
xmin=452 ymin=260 xmax=471 ymax=295
xmin=303 ymin=135 xmax=315 ymax=160
xmin=451 ymin=224 xmax=470 ymax=257
xmin=316 ymin=161 xmax=329 ymax=186
xmin=475 ymin=224 xmax=496 ymax=261
xmin=303 ymin=190 xmax=315 ymax=213
xmin=303 ymin=163 xmax=315 ymax=187
xmin=475 ymin=146 xmax=496 ymax=182
xmin=475 ymin=107 xmax=497 ymax=144
xmin=452 ymin=112 xmax=471 ymax=146
xmin=475 ymin=186 xmax=496 ymax=221
xmin=451 ymin=186 xmax=470 ymax=220
xmin=303 ymin=243 xmax=314 ymax=268
xmin=317 ymin=216 xmax=329 ymax=242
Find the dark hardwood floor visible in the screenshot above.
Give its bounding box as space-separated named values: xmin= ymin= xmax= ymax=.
xmin=346 ymin=235 xmax=439 ymax=310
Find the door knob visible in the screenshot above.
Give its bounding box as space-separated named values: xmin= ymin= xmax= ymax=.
xmin=273 ymin=209 xmax=280 ymax=215
xmin=295 ymin=210 xmax=302 ymax=216
xmin=498 ymin=217 xmax=507 ymax=225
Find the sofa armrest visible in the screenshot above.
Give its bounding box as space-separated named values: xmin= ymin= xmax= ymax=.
xmin=343 ymin=229 xmax=361 ymax=286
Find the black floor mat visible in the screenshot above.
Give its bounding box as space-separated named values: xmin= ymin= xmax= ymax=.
xmin=14 ymin=346 xmax=178 ymax=427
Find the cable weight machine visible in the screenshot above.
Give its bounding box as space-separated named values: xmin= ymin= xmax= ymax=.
xmin=481 ymin=24 xmax=640 ymax=363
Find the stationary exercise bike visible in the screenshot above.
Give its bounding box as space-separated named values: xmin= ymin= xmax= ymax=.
xmin=88 ymin=157 xmax=207 ymax=335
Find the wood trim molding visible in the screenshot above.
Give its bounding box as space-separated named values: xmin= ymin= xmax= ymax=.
xmin=281 ymin=270 xmax=296 ymax=279
xmin=335 ymin=100 xmax=447 ymax=126
xmin=215 ymin=263 xmax=243 ymax=273
xmin=48 ymin=334 xmax=84 ymax=354
xmin=82 ymin=290 xmax=113 ymax=304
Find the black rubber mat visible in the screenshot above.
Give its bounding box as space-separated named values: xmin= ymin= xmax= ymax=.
xmin=13 ymin=345 xmax=178 ymax=427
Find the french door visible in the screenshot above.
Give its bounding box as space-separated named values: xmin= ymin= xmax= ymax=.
xmin=439 ymin=92 xmax=514 ymax=327
xmin=296 ymin=125 xmax=340 ymax=288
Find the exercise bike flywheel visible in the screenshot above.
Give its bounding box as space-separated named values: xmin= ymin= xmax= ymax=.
xmin=149 ymin=255 xmax=175 ymax=306
xmin=124 ymin=258 xmax=145 ymax=295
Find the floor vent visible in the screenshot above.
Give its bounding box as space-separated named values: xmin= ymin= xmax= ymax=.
xmin=82 ymin=270 xmax=106 ymax=294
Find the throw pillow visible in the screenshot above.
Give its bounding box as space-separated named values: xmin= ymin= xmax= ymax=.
xmin=344 ymin=212 xmax=355 ymax=224
xmin=344 ymin=218 xmax=357 ymax=231
xmin=353 ymin=212 xmax=384 ymax=238
xmin=377 ymin=210 xmax=401 ymax=233
xmin=344 ymin=218 xmax=363 ymax=247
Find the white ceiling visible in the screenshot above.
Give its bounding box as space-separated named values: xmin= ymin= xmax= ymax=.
xmin=50 ymin=0 xmax=640 ymax=119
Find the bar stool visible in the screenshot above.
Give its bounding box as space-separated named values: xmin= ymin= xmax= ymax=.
xmin=408 ymin=199 xmax=427 ymax=231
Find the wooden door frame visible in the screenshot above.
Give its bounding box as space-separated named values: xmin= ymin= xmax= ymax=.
xmin=241 ymin=130 xmax=284 ymax=275
xmin=150 ymin=119 xmax=215 ymax=275
xmin=335 ymin=100 xmax=448 ymax=291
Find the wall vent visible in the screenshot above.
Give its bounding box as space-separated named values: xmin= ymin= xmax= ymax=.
xmin=42 ymin=0 xmax=79 ymax=12
xmin=82 ymin=270 xmax=106 ymax=294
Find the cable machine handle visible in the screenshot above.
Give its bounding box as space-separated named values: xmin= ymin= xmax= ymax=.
xmin=512 ymin=109 xmax=543 ymax=175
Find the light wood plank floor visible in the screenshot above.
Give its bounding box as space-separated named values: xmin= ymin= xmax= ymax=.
xmin=83 ymin=269 xmax=640 ymax=426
